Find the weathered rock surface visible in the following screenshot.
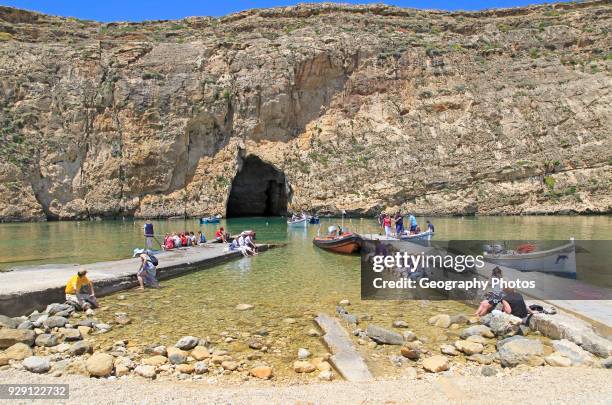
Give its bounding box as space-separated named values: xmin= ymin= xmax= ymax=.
xmin=175 ymin=336 xmax=199 ymax=350
xmin=460 ymin=325 xmax=494 ymax=339
xmin=250 ymin=366 xmax=273 ymax=379
xmin=134 ymin=365 xmax=156 ymax=379
xmin=68 ymin=341 xmax=93 ymax=356
xmin=0 ymin=2 xmax=610 ymax=221
xmin=551 ymin=339 xmax=596 ymax=366
xmin=167 ymin=347 xmax=188 ymax=364
xmin=4 ymin=342 xmax=33 ymax=360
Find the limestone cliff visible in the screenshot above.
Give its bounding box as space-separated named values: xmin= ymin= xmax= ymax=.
xmin=0 ymin=1 xmax=610 ymax=221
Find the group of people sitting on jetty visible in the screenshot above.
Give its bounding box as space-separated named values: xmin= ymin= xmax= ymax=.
xmin=378 ymin=212 xmax=434 ymax=238
xmin=162 ymin=231 xmax=206 ymax=250
xmin=228 ymin=231 xmax=258 ymax=256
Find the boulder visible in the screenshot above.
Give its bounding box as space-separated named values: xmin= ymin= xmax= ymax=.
xmin=23 ymin=356 xmax=51 ymax=374
xmin=94 ymin=323 xmax=112 ymax=333
xmin=428 ymin=314 xmax=451 ymax=328
xmin=167 ymin=347 xmax=187 ymax=364
xmin=190 ymin=346 xmax=210 ymax=360
xmin=143 ymin=355 xmax=167 ymax=367
xmin=31 ymin=314 xmax=49 ymax=328
xmin=0 ymin=354 xmax=8 ymax=366
xmin=43 ymin=316 xmax=68 ymax=329
xmin=454 ymin=340 xmax=484 ymax=355
xmin=175 ymin=336 xmax=199 ymax=350
xmin=460 ymin=325 xmax=494 ymax=339
xmin=250 ymin=365 xmax=273 ymax=379
xmin=545 ymin=352 xmax=572 ymax=367
xmin=497 ymin=337 xmax=544 ymax=367
xmin=235 ymin=304 xmax=254 ymax=311
xmin=0 ymin=314 xmax=19 ymax=329
xmin=76 ymin=319 xmax=96 ymax=328
xmin=440 ymin=344 xmax=459 ymax=356
xmin=194 ymin=361 xmax=209 ymax=374
xmin=68 ymin=341 xmax=93 ymax=356
xmin=134 ymin=365 xmax=156 ymax=379
xmin=35 ymin=334 xmax=59 ymax=347
xmin=366 ymin=324 xmax=404 ymax=345
xmin=45 ymin=303 xmax=73 ymax=316
xmin=449 ymin=314 xmax=470 ymax=325
xmin=403 ymin=331 xmax=417 ymax=342
xmin=86 ymin=353 xmax=114 ymax=377
xmin=17 ymin=321 xmax=34 ymax=330
xmin=422 ymin=355 xmax=450 ymax=373
xmin=580 ymin=332 xmax=612 ymax=358
xmin=52 ymin=343 xmax=71 ymax=353
xmin=59 ymin=328 xmax=82 ymax=341
xmin=551 ymin=339 xmax=595 ymax=366
xmin=4 ymin=342 xmax=33 ymax=360
xmin=466 ymin=335 xmax=488 ymax=345
xmin=77 ymin=326 xmax=92 ymax=336
xmin=293 ymin=360 xmax=316 ymax=373
xmin=486 ymin=311 xmax=522 ymax=336
xmin=0 ymin=328 xmax=35 ymax=348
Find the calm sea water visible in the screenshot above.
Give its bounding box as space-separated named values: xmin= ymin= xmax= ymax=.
xmin=0 ymin=216 xmax=610 ymax=379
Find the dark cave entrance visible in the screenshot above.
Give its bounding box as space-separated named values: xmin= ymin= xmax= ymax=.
xmin=226 ymin=156 xmax=288 ymax=217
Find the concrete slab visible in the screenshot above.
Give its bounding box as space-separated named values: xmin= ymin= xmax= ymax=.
xmin=0 ymin=243 xmax=270 ymax=317
xmin=315 ymin=313 xmax=373 ymax=382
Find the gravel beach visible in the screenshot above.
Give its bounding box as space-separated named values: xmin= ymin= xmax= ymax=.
xmin=1 ymin=367 xmax=610 ymax=404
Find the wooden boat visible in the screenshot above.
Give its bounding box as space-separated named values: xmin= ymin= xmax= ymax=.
xmin=287 ymin=217 xmax=307 ymax=227
xmin=308 ymin=215 xmax=320 ymax=224
xmin=483 ymin=239 xmax=576 ymax=277
xmin=399 ymin=230 xmax=434 ymax=241
xmin=200 ymin=216 xmax=221 ymax=224
xmin=313 ymin=233 xmax=362 ymax=254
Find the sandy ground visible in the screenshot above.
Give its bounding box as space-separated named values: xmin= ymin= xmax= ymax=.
xmin=0 ymin=367 xmax=610 ymax=404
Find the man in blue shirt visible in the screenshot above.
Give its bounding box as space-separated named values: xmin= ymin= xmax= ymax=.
xmin=408 ymin=213 xmax=417 ymax=233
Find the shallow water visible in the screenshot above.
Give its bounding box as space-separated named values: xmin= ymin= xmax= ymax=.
xmin=1 ymin=216 xmax=610 ymax=379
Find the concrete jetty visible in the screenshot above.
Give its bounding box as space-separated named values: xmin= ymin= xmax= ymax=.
xmin=0 ymin=243 xmax=270 ymax=317
xmin=315 ymin=313 xmax=373 ymax=381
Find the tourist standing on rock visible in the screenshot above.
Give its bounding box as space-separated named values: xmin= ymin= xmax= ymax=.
xmin=394 ymin=211 xmax=404 ymax=236
xmin=134 ymin=248 xmax=160 ymax=290
xmin=65 ymin=269 xmax=98 ymax=310
xmin=144 ymin=220 xmax=155 ymax=250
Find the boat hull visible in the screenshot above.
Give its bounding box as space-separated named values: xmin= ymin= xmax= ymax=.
xmin=484 ymin=242 xmax=576 ymax=276
xmin=313 ymin=234 xmax=362 ymax=254
xmin=287 ymin=218 xmax=307 ymax=227
xmin=200 ymin=218 xmax=220 ymax=224
xmin=399 ymin=230 xmax=434 ymax=241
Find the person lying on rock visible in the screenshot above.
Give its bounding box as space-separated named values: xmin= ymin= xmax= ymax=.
xmin=65 ymin=269 xmax=98 ymax=311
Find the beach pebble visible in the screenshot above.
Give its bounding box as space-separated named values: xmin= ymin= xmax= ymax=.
xmin=481 ymin=365 xmax=498 ymax=376
xmin=339 ymin=299 xmax=350 ymax=306
xmin=86 ymin=353 xmax=114 ymax=377
xmin=298 ymin=348 xmax=311 ymax=360
xmin=35 ymin=334 xmax=58 ymax=347
xmin=68 ymin=341 xmax=93 ymax=356
xmin=167 ymin=347 xmax=188 ymax=364
xmin=235 ymin=304 xmax=254 ymax=311
xmin=440 ymin=344 xmax=459 ymax=356
xmin=250 ymin=366 xmax=273 ymax=379
xmin=175 ymin=336 xmax=199 ymax=350
xmin=428 ymin=314 xmax=451 ymax=328
xmin=221 ymin=361 xmax=238 ymax=371
xmin=422 ymin=355 xmax=450 ymax=373
xmin=190 ymin=346 xmax=210 ymax=360
xmin=318 ymin=370 xmax=333 ymax=381
xmin=307 ymin=328 xmax=321 ymax=337
xmin=143 ymin=356 xmax=167 ymax=367
xmin=194 ymin=362 xmax=209 ymax=374
xmin=293 ymin=360 xmax=316 ymax=373
xmin=134 ymin=365 xmax=156 ymax=379
xmin=22 ymin=356 xmax=51 ymax=374
xmin=393 ymin=320 xmax=409 ymax=328
xmin=43 ymin=316 xmax=67 ymax=329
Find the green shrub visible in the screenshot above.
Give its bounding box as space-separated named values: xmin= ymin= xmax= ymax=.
xmin=543 ymin=176 xmax=555 ymax=190
xmin=0 ymin=32 xmax=12 ymax=41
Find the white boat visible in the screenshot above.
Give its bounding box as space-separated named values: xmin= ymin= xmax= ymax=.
xmin=287 ymin=217 xmax=307 ymax=227
xmin=483 ymin=239 xmax=576 ymax=277
xmin=399 ymin=230 xmax=434 ymax=241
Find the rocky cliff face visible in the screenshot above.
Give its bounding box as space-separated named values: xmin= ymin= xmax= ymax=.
xmin=0 ymin=1 xmax=610 ymax=221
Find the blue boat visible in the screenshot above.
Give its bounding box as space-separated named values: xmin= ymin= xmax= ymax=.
xmin=309 ymin=216 xmax=320 ymax=224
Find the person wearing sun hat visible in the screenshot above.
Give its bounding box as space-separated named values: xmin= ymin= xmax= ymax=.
xmin=133 ymin=248 xmax=160 ymax=290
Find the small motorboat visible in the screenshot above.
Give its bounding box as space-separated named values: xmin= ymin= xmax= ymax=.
xmin=308 ymin=215 xmax=320 ymax=225
xmin=200 ymin=215 xmax=221 ymax=224
xmin=313 ymin=232 xmax=362 ymax=254
xmin=483 ymin=239 xmax=576 ymax=277
xmin=399 ymin=230 xmax=434 ymax=241
xmin=287 ymin=216 xmax=307 ymax=227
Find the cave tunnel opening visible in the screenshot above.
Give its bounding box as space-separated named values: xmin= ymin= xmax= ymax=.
xmin=226 ymin=155 xmax=288 ymax=217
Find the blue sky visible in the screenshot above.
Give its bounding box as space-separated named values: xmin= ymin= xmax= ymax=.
xmin=2 ymin=1 xmax=561 ymax=22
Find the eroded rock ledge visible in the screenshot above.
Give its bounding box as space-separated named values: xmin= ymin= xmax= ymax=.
xmin=0 ymin=1 xmax=610 ymax=221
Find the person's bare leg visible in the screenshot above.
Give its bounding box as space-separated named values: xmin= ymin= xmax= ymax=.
xmin=136 ymin=275 xmax=145 ymax=290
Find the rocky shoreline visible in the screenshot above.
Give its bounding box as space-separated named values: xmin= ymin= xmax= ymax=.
xmin=1 ymin=298 xmax=610 ymax=383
